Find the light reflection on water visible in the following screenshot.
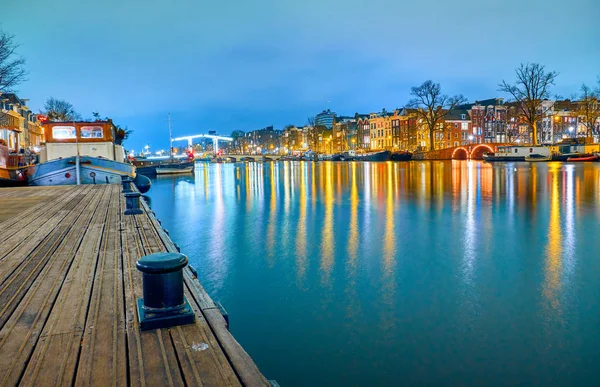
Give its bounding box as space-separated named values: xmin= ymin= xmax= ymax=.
xmin=147 ymin=160 xmax=600 ymax=387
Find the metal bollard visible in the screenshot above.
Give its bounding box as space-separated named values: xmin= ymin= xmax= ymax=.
xmin=136 ymin=252 xmax=195 ymax=330
xmin=124 ymin=191 xmax=143 ymax=215
xmin=121 ymin=175 xmax=133 ymax=193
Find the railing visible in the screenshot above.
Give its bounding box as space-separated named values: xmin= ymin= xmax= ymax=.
xmin=7 ymin=154 xmax=38 ymax=168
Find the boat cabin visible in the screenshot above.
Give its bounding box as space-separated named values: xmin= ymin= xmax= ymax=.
xmin=40 ymin=120 xmax=126 ymax=163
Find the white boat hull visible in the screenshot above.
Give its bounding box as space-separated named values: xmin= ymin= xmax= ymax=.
xmin=156 ymin=167 xmax=193 ymax=175
xmin=27 ymin=156 xmax=135 ymax=186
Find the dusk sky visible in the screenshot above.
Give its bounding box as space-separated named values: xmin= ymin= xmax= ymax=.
xmin=3 ymin=0 xmax=599 ymax=151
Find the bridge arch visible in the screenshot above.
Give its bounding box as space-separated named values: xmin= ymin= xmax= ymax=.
xmin=451 ymin=147 xmax=469 ymax=160
xmin=470 ymin=144 xmax=495 ymax=160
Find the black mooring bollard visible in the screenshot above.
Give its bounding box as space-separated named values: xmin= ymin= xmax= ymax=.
xmin=136 ymin=252 xmax=195 ymax=330
xmin=124 ymin=191 xmax=143 ymax=215
xmin=121 ymin=175 xmax=133 ymax=193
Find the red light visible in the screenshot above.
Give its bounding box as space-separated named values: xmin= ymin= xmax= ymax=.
xmin=65 ymin=173 xmax=71 ymax=178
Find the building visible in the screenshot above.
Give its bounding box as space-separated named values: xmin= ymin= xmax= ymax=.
xmin=369 ymin=109 xmax=393 ymax=150
xmin=315 ymin=109 xmax=336 ymax=129
xmin=0 ymin=93 xmax=44 ymax=152
xmin=443 ymin=108 xmax=472 ymax=148
xmin=355 ymin=114 xmax=370 ymax=149
xmin=332 ymin=115 xmax=358 ymax=152
xmin=281 ymin=125 xmax=305 ymax=153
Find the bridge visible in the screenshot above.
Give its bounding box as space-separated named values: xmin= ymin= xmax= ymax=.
xmin=171 ymin=134 xmax=233 ymax=153
xmin=415 ymin=143 xmax=510 ymax=160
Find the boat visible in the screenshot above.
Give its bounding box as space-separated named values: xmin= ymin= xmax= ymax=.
xmin=524 ymin=154 xmax=552 ymax=162
xmin=27 ymin=120 xmax=137 ymax=186
xmin=391 ymin=151 xmax=413 ymax=161
xmin=133 ymin=157 xmax=195 ymax=175
xmin=483 ymin=146 xmax=551 ymax=162
xmin=343 ymin=150 xmax=391 ymax=162
xmin=132 ymin=114 xmax=196 ymax=175
xmin=551 ymin=153 xmax=580 ymax=161
xmin=318 ymin=153 xmax=343 ymax=161
xmin=0 ymin=145 xmax=32 ymax=186
xmin=156 ymin=166 xmax=194 ymax=175
xmin=566 ymin=154 xmax=599 ymax=162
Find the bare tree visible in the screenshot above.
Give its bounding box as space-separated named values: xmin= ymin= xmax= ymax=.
xmin=306 ymin=116 xmax=326 ymax=152
xmin=41 ymin=97 xmax=81 ymax=121
xmin=575 ymin=83 xmax=600 ymax=138
xmin=406 ymin=80 xmax=467 ymax=151
xmin=499 ymin=63 xmax=558 ymax=145
xmin=0 ymin=30 xmax=27 ymax=92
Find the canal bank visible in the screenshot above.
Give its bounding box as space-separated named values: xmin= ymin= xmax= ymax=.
xmin=0 ymin=184 xmax=270 ymax=386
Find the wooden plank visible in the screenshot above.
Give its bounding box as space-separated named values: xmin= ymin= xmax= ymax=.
xmin=0 ymin=186 xmax=72 ymax=228
xmin=0 ymin=186 xmax=107 ymax=385
xmin=18 ymin=185 xmax=113 ymax=386
xmin=0 ymin=186 xmax=103 ymax=329
xmin=0 ymin=185 xmax=92 ymax=264
xmin=75 ymin=185 xmax=128 ymax=386
xmin=120 ymin=204 xmax=185 ymax=386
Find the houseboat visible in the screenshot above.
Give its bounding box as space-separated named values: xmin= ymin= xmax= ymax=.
xmin=0 ymin=143 xmax=37 ymax=186
xmin=340 ymin=150 xmax=392 ymax=161
xmin=27 ymin=120 xmax=136 ymax=186
xmin=483 ymin=146 xmax=551 ymax=162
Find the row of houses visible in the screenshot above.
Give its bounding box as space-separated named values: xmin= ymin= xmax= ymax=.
xmin=230 ymin=99 xmax=597 ymax=154
xmin=0 ymin=93 xmax=45 ymax=152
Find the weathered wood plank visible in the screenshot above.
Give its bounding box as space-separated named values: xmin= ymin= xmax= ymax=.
xmin=0 ymin=185 xmax=92 ymax=264
xmin=0 ymin=186 xmax=107 ymax=385
xmin=19 ymin=185 xmax=112 ymax=386
xmin=75 ymin=185 xmax=128 ymax=386
xmin=0 ymin=186 xmax=103 ymax=330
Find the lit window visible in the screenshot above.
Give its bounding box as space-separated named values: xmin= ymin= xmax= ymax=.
xmin=52 ymin=126 xmax=76 ymax=139
xmin=80 ymin=126 xmax=104 ymax=139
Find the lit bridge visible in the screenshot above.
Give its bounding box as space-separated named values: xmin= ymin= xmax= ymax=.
xmin=415 ymin=143 xmax=510 ymax=160
xmin=171 ymin=134 xmax=233 ymax=153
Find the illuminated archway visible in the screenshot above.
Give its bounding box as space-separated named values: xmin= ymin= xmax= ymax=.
xmin=452 ymin=147 xmax=468 ymax=160
xmin=470 ymin=144 xmax=495 ymax=160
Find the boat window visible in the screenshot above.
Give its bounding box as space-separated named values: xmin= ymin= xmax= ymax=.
xmin=81 ymin=126 xmax=104 ymax=139
xmin=52 ymin=126 xmax=77 ymax=139
xmin=515 ymin=149 xmax=518 ymax=153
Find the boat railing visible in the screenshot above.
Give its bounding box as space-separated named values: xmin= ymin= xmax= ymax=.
xmin=8 ymin=154 xmax=38 ymax=168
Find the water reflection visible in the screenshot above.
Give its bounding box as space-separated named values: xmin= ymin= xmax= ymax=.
xmin=147 ymin=160 xmax=600 ymax=387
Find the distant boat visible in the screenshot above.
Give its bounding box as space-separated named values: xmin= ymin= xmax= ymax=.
xmin=524 ymin=154 xmax=552 ymax=162
xmin=133 ymin=157 xmax=195 ymax=175
xmin=567 ymin=154 xmax=599 ymax=162
xmin=391 ymin=151 xmax=413 ymax=161
xmin=343 ymin=150 xmax=391 ymax=162
xmin=156 ymin=166 xmax=194 ymax=175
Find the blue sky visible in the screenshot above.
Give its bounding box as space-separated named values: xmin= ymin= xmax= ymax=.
xmin=3 ymin=0 xmax=599 ymax=151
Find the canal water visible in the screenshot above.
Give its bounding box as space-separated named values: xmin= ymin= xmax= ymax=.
xmin=145 ymin=161 xmax=600 ymax=386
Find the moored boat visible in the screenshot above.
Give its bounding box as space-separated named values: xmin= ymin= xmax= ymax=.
xmin=391 ymin=151 xmax=413 ymax=161
xmin=524 ymin=154 xmax=552 ymax=162
xmin=133 ymin=157 xmax=195 ymax=176
xmin=156 ymin=166 xmax=194 ymax=175
xmin=566 ymin=154 xmax=599 ymax=162
xmin=27 ymin=120 xmax=137 ymax=186
xmin=344 ymin=150 xmax=391 ymax=162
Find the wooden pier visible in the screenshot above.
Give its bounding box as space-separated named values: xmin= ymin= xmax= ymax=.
xmin=0 ymin=185 xmax=269 ymax=386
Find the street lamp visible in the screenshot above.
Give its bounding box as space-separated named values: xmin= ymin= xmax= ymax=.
xmin=468 ymin=135 xmax=474 ymax=144
xmin=569 ymin=126 xmax=574 ymax=138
